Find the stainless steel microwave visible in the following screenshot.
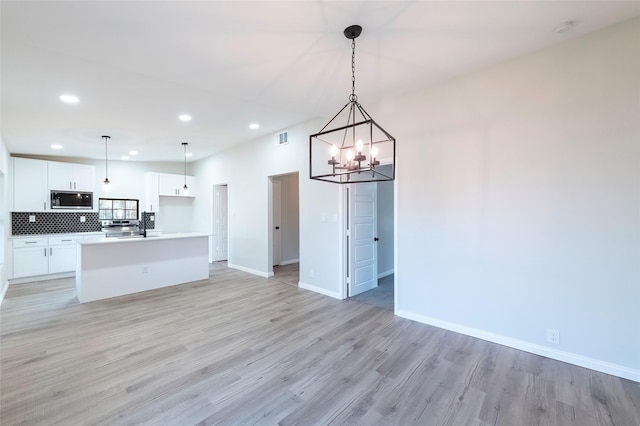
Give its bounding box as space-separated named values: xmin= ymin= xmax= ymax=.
xmin=50 ymin=191 xmax=93 ymax=209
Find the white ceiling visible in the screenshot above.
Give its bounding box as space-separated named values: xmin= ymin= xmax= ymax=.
xmin=2 ymin=1 xmax=639 ymax=163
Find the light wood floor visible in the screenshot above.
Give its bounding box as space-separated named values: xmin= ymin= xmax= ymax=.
xmin=1 ymin=264 xmax=639 ymax=425
xmin=272 ymin=263 xmax=299 ymax=287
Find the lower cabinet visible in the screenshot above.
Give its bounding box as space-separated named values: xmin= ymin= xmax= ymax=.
xmin=13 ymin=238 xmax=49 ymax=278
xmin=12 ymin=236 xmax=79 ymax=279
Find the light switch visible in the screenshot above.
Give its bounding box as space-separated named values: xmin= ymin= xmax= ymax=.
xmin=29 ymin=215 xmax=36 ymax=223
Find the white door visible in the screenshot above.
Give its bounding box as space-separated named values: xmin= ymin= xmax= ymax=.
xmin=272 ymin=180 xmax=281 ymax=266
xmin=212 ymin=185 xmax=228 ymax=261
xmin=348 ymin=182 xmax=378 ymax=296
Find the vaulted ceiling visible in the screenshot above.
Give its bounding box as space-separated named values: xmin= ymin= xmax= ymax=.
xmin=2 ymin=1 xmax=638 ymax=162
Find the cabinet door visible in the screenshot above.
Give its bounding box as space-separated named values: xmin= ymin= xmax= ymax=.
xmin=48 ymin=161 xmax=74 ymax=190
xmin=13 ymin=246 xmax=48 ymax=278
xmin=179 ymin=175 xmax=196 ymax=197
xmin=48 ymin=162 xmax=95 ymax=191
xmin=14 ymin=157 xmax=48 ymax=211
xmin=144 ymin=172 xmax=160 ymax=212
xmin=158 ymin=173 xmax=182 ymax=196
xmin=72 ymin=164 xmax=95 ymax=191
xmin=48 ymin=245 xmax=77 ymax=274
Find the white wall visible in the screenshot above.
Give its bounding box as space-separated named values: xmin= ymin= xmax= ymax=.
xmin=387 ymin=18 xmax=640 ymax=380
xmin=273 ymin=173 xmax=300 ymax=264
xmin=377 ymin=165 xmax=394 ymax=277
xmin=192 ymin=119 xmax=343 ymax=296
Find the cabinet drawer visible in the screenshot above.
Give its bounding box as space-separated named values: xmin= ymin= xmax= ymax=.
xmin=13 ymin=237 xmax=47 ymax=248
xmin=48 ymin=236 xmax=79 ymax=246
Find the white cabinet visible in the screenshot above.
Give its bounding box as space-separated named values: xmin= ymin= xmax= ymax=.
xmin=48 ymin=236 xmax=78 ymax=274
xmin=13 ymin=158 xmax=48 ymax=212
xmin=48 ymin=161 xmax=95 ymax=191
xmin=13 ymin=158 xmax=96 ymax=212
xmin=144 ymin=172 xmax=195 ymax=212
xmin=12 ymin=237 xmax=49 ymax=278
xmin=144 ymin=173 xmax=160 ymax=212
xmin=158 ymin=173 xmax=195 ymax=197
xmin=11 ymin=235 xmax=79 ymax=278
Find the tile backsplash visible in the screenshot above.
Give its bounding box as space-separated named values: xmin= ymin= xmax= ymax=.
xmin=12 ymin=212 xmax=101 ymax=235
xmin=142 ymin=212 xmax=156 ymax=230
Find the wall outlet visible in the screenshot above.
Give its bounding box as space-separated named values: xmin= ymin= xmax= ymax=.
xmin=150 ymin=215 xmax=155 ymax=221
xmin=546 ymin=328 xmax=560 ymax=344
xmin=309 ymin=269 xmax=314 ymax=278
xmin=80 ymin=216 xmax=86 ymax=223
xmin=29 ymin=215 xmax=36 ymax=223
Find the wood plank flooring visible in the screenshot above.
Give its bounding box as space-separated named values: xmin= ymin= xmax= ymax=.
xmin=1 ymin=264 xmax=639 ymax=425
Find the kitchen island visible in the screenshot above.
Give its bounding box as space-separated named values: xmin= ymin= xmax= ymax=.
xmin=76 ymin=233 xmax=209 ymax=303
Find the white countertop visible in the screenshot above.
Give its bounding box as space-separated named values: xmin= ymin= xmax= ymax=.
xmin=78 ymin=232 xmax=209 ymax=245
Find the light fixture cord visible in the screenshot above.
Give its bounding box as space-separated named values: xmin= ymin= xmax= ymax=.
xmin=104 ymin=136 xmax=108 ymax=180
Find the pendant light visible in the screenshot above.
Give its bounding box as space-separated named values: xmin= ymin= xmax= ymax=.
xmin=182 ymin=142 xmax=188 ymax=192
xmin=310 ymin=25 xmax=395 ymax=184
xmin=102 ymin=135 xmax=111 ymax=190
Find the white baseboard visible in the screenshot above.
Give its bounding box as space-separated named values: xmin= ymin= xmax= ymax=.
xmin=9 ymin=272 xmax=75 ymax=285
xmin=378 ymin=269 xmax=394 ymax=279
xmin=279 ymin=258 xmax=299 ymax=266
xmin=299 ymin=281 xmax=343 ymax=300
xmin=227 ymin=263 xmax=272 ymax=278
xmin=395 ymin=309 xmax=640 ymax=383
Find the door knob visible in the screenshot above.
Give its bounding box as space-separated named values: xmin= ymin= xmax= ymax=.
xmin=275 ymin=226 xmax=280 ymax=230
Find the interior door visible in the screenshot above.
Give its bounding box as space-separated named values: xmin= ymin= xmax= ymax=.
xmin=212 ymin=185 xmax=228 ymax=261
xmin=348 ymin=182 xmax=378 ymax=296
xmin=272 ymin=180 xmax=281 ymax=266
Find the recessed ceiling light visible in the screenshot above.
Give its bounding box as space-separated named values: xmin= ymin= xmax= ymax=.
xmin=59 ymin=95 xmax=79 ymax=103
xmin=121 ymin=155 xmax=130 ymax=160
xmin=185 ymin=152 xmax=193 ymax=157
xmin=179 ymin=114 xmax=192 ymax=122
xmin=129 ymin=150 xmax=138 ymax=156
xmin=51 ymin=144 xmax=63 ymax=149
xmin=554 ymin=21 xmax=576 ymax=34
xmin=249 ymin=123 xmax=260 ymax=130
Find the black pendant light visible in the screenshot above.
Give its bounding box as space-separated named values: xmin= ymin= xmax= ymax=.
xmin=102 ymin=135 xmax=111 ymax=189
xmin=182 ymin=142 xmax=188 ymax=191
xmin=309 ymin=25 xmax=395 ymax=184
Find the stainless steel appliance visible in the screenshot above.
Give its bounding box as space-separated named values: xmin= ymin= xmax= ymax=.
xmin=51 ymin=191 xmax=93 ymax=209
xmin=101 ymin=219 xmax=140 ymax=238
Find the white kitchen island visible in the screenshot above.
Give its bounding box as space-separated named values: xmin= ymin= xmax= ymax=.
xmin=76 ymin=233 xmax=209 ymax=303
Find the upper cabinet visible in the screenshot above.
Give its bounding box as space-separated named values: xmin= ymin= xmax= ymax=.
xmin=144 ymin=172 xmax=195 ymax=212
xmin=158 ymin=173 xmax=195 ymax=197
xmin=13 ymin=158 xmax=96 ymax=212
xmin=48 ymin=162 xmax=95 ymax=192
xmin=13 ymin=157 xmax=48 ymax=212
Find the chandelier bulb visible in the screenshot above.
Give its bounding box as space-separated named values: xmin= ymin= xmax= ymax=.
xmin=356 ymin=139 xmax=363 ymax=152
xmin=330 ymin=145 xmax=339 ymax=157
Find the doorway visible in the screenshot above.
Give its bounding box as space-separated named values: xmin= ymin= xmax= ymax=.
xmin=269 ymin=173 xmax=300 ymax=286
xmin=211 ymin=184 xmax=228 ymax=263
xmin=345 ymin=165 xmax=395 ymax=310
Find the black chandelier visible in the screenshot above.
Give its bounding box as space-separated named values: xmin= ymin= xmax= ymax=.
xmin=310 ymin=25 xmax=395 ymax=184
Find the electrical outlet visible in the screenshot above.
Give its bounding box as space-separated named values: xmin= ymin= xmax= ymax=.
xmin=309 ymin=269 xmax=314 ymax=278
xmin=150 ymin=215 xmax=155 ymax=221
xmin=80 ymin=216 xmax=86 ymax=223
xmin=29 ymin=215 xmax=36 ymax=223
xmin=546 ymin=328 xmax=560 ymax=344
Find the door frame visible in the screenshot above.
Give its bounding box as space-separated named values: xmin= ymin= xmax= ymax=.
xmin=272 ymin=180 xmax=282 ymax=267
xmin=341 ymin=176 xmax=397 ymax=311
xmin=211 ymin=183 xmax=229 ymax=263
